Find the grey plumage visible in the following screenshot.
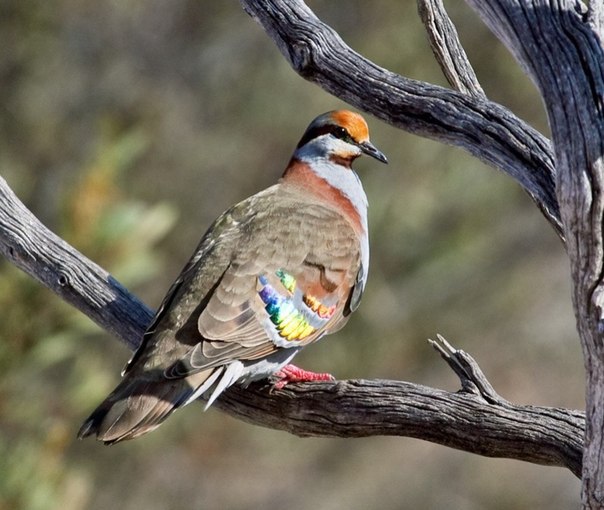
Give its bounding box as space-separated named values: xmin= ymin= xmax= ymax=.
xmin=78 ymin=110 xmax=385 ymax=444
xmin=79 ymin=185 xmax=362 ymax=443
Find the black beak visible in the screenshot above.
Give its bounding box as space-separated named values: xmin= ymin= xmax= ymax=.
xmin=359 ymin=141 xmax=388 ymax=164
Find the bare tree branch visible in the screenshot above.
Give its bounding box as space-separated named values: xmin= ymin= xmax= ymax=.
xmin=463 ymin=0 xmax=604 ymax=505
xmin=0 ymin=177 xmax=150 ymax=352
xmin=417 ymin=0 xmax=486 ymax=98
xmin=429 ymin=334 xmax=508 ymax=405
xmin=216 ymin=378 xmax=584 ymax=478
xmin=239 ymin=0 xmax=564 ymax=242
xmin=6 ymin=0 xmax=601 ymax=501
xmin=0 ymin=175 xmax=584 ymax=476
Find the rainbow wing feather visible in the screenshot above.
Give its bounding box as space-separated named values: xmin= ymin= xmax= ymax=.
xmin=258 ymin=269 xmax=336 ymax=342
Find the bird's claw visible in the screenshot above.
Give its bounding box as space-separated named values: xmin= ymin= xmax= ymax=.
xmin=272 ymin=364 xmax=335 ymax=391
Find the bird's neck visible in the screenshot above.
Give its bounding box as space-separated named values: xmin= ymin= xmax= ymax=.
xmin=281 ymin=156 xmax=368 ymax=237
xmin=281 ymin=155 xmax=371 ymax=290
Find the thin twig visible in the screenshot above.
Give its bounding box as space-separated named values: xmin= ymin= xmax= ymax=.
xmin=429 ymin=334 xmax=508 ymax=405
xmin=417 ymin=0 xmax=486 ymax=97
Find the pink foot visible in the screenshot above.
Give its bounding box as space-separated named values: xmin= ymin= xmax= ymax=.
xmin=272 ymin=364 xmax=335 ymax=390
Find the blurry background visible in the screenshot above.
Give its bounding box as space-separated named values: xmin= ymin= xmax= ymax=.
xmin=0 ymin=1 xmax=582 ymax=509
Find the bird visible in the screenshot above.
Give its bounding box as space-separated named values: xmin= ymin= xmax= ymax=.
xmin=78 ymin=110 xmax=387 ymax=444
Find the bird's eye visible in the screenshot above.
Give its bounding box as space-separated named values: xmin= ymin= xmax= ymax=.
xmin=333 ymin=126 xmax=349 ymax=140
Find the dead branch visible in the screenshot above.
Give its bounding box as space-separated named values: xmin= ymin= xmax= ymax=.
xmin=0 ymin=175 xmax=584 ymax=476
xmin=1 ymin=0 xmax=595 ymax=495
xmin=417 ymin=0 xmax=485 ymax=98
xmin=464 ymin=1 xmax=604 ymax=505
xmin=239 ymin=0 xmax=563 ymax=241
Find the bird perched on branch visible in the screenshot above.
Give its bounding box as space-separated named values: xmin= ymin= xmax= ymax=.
xmin=79 ymin=110 xmax=387 ymax=443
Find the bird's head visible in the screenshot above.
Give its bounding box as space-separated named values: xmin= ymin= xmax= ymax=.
xmin=293 ymin=110 xmax=388 ymax=167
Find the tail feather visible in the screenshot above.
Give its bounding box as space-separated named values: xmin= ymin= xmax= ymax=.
xmin=78 ymin=369 xmax=214 ymax=444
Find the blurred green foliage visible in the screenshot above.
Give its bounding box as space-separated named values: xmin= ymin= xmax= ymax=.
xmin=0 ymin=126 xmax=176 ymax=509
xmin=0 ymin=1 xmax=584 ymax=509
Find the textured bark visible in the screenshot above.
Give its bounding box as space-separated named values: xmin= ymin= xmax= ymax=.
xmin=460 ymin=2 xmax=604 ymax=506
xmin=0 ymin=175 xmax=584 ymax=477
xmin=238 ymin=0 xmax=604 ymax=504
xmin=216 ymin=379 xmax=583 ymax=478
xmin=0 ymin=178 xmax=150 ymax=352
xmin=239 ymin=0 xmax=564 ymax=242
xmin=417 ymin=0 xmax=486 ymax=98
xmin=1 ymin=0 xmax=600 ymax=502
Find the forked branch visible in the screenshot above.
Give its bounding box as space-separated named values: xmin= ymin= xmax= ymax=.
xmin=239 ymin=0 xmax=563 ymax=241
xmin=0 ymin=176 xmax=584 ymax=476
xmin=0 ymin=0 xmax=590 ymax=489
xmin=462 ymin=0 xmax=604 ymax=505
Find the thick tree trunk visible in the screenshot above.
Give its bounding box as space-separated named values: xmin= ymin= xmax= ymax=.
xmin=242 ymin=0 xmax=604 ymax=504
xmin=463 ymin=2 xmax=604 ymax=505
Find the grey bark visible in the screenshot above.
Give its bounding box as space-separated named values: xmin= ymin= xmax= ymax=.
xmin=0 ymin=174 xmax=584 ymax=477
xmin=459 ymin=2 xmax=604 ymax=506
xmin=239 ymin=0 xmax=564 ymax=242
xmin=417 ymin=0 xmax=486 ymax=98
xmin=0 ymin=0 xmax=597 ymax=502
xmin=238 ymin=0 xmax=604 ymax=505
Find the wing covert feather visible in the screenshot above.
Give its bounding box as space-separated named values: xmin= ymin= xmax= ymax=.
xmin=129 ymin=185 xmax=364 ymax=379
